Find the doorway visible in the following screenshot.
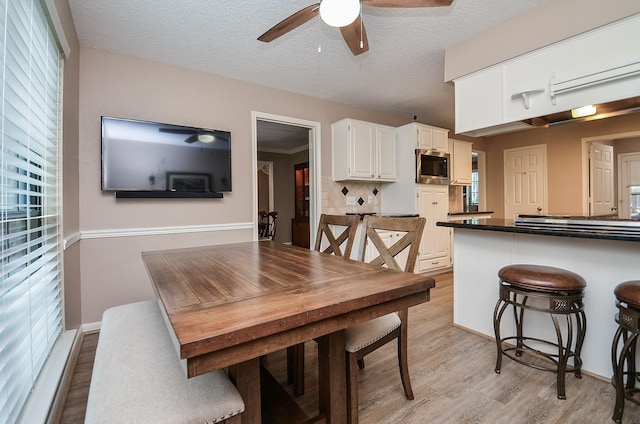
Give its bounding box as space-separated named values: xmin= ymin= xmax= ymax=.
xmin=618 ymin=153 xmax=640 ymax=219
xmin=581 ymin=130 xmax=640 ymax=216
xmin=252 ymin=112 xmax=321 ymax=246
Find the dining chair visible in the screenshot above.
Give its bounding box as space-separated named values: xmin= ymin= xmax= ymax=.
xmin=314 ymin=213 xmax=361 ymax=257
xmin=258 ymin=211 xmax=278 ymax=240
xmin=287 ymin=213 xmax=361 ymax=396
xmin=346 ymin=215 xmax=428 ymax=424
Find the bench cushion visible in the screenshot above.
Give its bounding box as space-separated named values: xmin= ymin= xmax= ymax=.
xmin=85 ymin=300 xmax=244 ymax=423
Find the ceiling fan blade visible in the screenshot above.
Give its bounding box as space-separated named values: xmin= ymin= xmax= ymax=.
xmin=159 ymin=128 xmax=197 ymax=135
xmin=362 ymin=0 xmax=453 ymax=7
xmin=184 ymin=134 xmax=199 ymax=143
xmin=340 ymin=15 xmax=369 ymax=56
xmin=258 ymin=3 xmax=320 ymax=42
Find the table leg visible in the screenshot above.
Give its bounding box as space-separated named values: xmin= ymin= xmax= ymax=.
xmin=229 ymin=357 xmax=261 ymax=423
xmin=317 ymin=330 xmax=347 ymax=424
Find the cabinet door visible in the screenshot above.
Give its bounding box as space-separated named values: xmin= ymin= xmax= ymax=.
xmin=432 ymin=188 xmax=450 ymax=258
xmin=417 ymin=187 xmax=451 ymax=271
xmin=416 ymin=126 xmax=433 ymax=150
xmin=377 ymin=125 xmax=397 ymax=180
xmin=432 ymin=129 xmax=449 ymax=152
xmin=349 ymin=121 xmax=376 ymax=179
xmin=417 ymin=188 xmax=436 ymax=261
xmin=450 ymin=140 xmax=472 ymax=185
xmin=416 ymin=125 xmax=449 ymax=152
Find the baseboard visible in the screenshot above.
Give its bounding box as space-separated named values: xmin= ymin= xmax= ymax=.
xmin=419 ymin=267 xmax=453 ymax=277
xmin=82 ymin=321 xmax=101 ymax=333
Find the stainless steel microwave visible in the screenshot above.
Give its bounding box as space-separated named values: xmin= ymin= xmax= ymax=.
xmin=416 ymin=150 xmax=450 ymax=184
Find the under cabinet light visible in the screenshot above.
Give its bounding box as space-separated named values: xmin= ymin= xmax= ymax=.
xmin=571 ymin=105 xmax=597 ymax=119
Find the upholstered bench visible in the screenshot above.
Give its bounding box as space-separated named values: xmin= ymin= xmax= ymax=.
xmin=85 ymin=300 xmax=244 ymax=424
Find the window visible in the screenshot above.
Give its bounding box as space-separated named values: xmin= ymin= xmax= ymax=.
xmin=631 ymin=186 xmax=640 ymax=220
xmin=463 ymin=152 xmax=480 ymax=212
xmin=0 ymin=0 xmax=62 ymax=422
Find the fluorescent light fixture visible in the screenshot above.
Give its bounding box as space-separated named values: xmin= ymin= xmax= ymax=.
xmin=198 ymin=132 xmax=215 ymax=143
xmin=320 ymin=0 xmax=360 ymax=28
xmin=571 ymin=105 xmax=596 ymax=119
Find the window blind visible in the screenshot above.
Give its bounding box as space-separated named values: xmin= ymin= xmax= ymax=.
xmin=0 ymin=0 xmax=62 ymax=422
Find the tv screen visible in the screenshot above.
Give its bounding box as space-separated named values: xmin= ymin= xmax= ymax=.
xmin=101 ymin=117 xmax=231 ymax=193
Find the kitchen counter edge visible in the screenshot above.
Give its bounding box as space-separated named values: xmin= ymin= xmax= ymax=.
xmin=437 ymin=218 xmax=640 ymax=242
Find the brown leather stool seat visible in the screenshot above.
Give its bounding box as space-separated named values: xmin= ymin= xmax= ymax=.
xmin=611 ymin=280 xmax=640 ymax=423
xmin=493 ymin=264 xmax=587 ymax=400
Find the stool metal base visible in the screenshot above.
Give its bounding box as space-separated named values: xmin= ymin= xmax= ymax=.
xmin=494 ymin=282 xmax=586 ymax=400
xmin=611 ymin=302 xmax=640 ymax=423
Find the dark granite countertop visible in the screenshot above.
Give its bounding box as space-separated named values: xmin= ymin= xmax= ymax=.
xmin=437 ymin=218 xmax=640 ymax=242
xmin=448 ymin=211 xmax=494 ymax=216
xmin=347 ymin=212 xmax=419 ymax=218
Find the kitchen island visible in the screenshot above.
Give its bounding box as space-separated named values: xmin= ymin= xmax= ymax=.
xmin=437 ymin=218 xmax=640 ymax=379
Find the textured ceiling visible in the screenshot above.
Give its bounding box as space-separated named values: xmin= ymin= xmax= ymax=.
xmin=68 ymin=0 xmax=547 ymax=136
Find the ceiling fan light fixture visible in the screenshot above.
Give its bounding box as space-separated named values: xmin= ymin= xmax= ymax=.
xmin=319 ymin=0 xmax=360 ymax=28
xmin=198 ymin=132 xmax=215 ymax=143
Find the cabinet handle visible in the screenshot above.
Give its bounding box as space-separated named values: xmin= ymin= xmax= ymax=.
xmin=511 ymin=88 xmax=545 ymax=109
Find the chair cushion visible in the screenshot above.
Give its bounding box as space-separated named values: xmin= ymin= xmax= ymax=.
xmin=345 ymin=313 xmax=401 ymax=353
xmin=85 ymin=300 xmax=244 ymax=424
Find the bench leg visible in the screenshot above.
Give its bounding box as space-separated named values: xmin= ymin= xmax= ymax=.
xmin=229 ymin=358 xmax=261 ymax=424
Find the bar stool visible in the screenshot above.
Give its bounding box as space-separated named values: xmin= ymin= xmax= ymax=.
xmin=493 ymin=264 xmax=587 ymax=399
xmin=611 ymin=280 xmax=640 ymax=423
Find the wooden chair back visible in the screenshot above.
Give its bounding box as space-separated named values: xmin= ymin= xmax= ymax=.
xmin=259 ymin=211 xmax=278 ymax=240
xmin=358 ymin=215 xmax=426 ymax=273
xmin=314 ymin=214 xmax=361 ymax=258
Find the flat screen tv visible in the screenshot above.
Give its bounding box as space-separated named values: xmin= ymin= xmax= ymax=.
xmin=101 ymin=117 xmax=231 ymax=196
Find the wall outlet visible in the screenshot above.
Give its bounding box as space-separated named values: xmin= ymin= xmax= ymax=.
xmin=346 ymin=196 xmax=356 ymax=205
xmin=368 ymin=195 xmax=373 ymax=204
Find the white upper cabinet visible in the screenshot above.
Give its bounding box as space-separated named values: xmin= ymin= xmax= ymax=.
xmin=454 ymin=66 xmax=504 ymax=135
xmin=376 ymin=124 xmax=397 ymax=180
xmin=332 ymin=118 xmax=397 ymax=182
xmin=454 ymin=14 xmax=640 ymax=136
xmin=397 ymin=122 xmax=449 ymax=152
xmin=449 ymin=139 xmax=472 ymax=185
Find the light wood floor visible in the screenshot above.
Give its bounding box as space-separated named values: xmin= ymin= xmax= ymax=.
xmin=60 ymin=272 xmax=640 ymax=423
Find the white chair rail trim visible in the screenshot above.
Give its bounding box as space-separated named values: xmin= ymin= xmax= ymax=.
xmin=63 ymin=222 xmax=253 ymax=250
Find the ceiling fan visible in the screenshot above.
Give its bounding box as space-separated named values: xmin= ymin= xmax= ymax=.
xmin=158 ymin=128 xmax=229 ymax=144
xmin=258 ymin=0 xmax=454 ymax=56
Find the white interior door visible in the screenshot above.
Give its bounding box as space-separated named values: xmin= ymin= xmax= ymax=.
xmin=589 ymin=142 xmax=615 ymax=216
xmin=618 ymin=153 xmax=640 ymax=219
xmin=504 ymin=145 xmax=547 ymax=219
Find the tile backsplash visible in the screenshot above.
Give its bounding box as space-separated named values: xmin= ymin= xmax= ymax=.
xmin=322 ymin=176 xmax=381 ymax=215
xmin=322 ymin=177 xmax=467 ymax=215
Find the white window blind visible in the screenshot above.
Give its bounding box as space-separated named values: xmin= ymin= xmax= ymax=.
xmin=0 ymin=0 xmax=62 ymax=422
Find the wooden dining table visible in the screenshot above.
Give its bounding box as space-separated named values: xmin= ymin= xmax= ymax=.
xmin=141 ymin=241 xmax=435 ymax=424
